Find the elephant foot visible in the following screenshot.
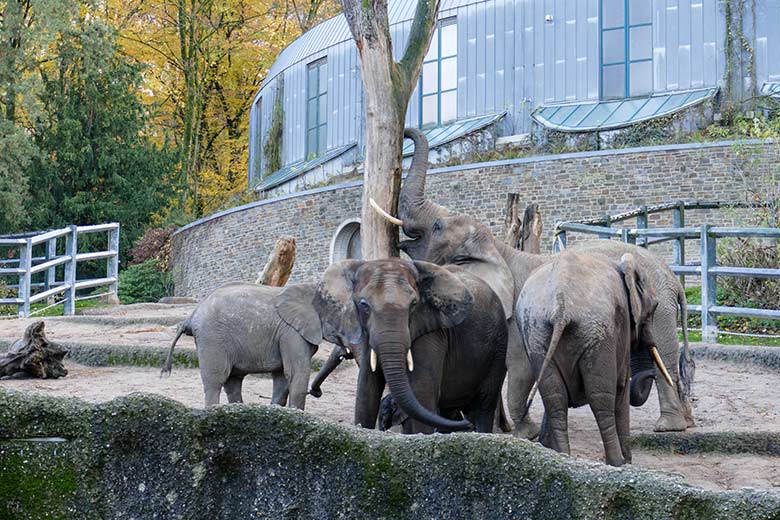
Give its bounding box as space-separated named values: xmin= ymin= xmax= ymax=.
xmin=683 ymin=400 xmax=696 ymax=428
xmin=512 ymin=418 xmax=540 ymax=440
xmin=653 ymin=413 xmax=688 ymax=433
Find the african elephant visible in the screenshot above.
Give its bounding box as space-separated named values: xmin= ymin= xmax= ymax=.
xmin=517 ymin=252 xmax=668 ymax=466
xmin=313 ymin=258 xmax=508 ymax=433
xmin=375 ymin=128 xmax=693 ymax=433
xmin=161 ymin=282 xmax=324 ymax=409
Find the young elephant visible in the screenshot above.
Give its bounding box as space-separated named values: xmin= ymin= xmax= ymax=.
xmin=161 ymin=282 xmax=323 ymax=409
xmin=517 ymin=252 xmax=671 ymax=466
xmin=314 ymin=258 xmax=508 ymax=433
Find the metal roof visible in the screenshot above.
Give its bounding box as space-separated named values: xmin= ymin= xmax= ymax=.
xmin=263 ymin=0 xmax=480 ymax=89
xmin=761 ymin=82 xmax=780 ymax=99
xmin=402 ymin=112 xmax=505 ymax=156
xmin=532 ymin=88 xmax=718 ymax=133
xmin=255 ymin=143 xmax=357 ymax=192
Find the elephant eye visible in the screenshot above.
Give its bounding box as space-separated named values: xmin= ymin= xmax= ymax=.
xmin=410 ymin=297 xmax=418 ymax=306
xmin=432 ymin=220 xmax=442 ymax=233
xmin=357 ymin=298 xmax=371 ymax=314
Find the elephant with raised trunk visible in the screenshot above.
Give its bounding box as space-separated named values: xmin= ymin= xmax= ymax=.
xmin=314 ymin=258 xmax=508 ymax=433
xmin=371 ymin=128 xmax=694 ymax=433
xmin=518 ymin=251 xmax=670 ymax=466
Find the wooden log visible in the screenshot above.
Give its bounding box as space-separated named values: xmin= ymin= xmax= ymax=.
xmin=0 ymin=321 xmax=68 ymax=380
xmin=520 ymin=203 xmax=543 ymax=254
xmin=255 ymin=236 xmax=296 ymax=286
xmin=502 ymin=193 xmax=522 ymax=249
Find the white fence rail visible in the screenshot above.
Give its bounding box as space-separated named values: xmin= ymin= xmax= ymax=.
xmin=0 ymin=223 xmax=119 ymax=318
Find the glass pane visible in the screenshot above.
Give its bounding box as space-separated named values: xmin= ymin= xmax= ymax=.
xmin=422 ymin=62 xmax=438 ymax=94
xmin=441 ymin=21 xmax=457 ymax=57
xmin=307 ymin=98 xmax=318 ymax=128
xmin=425 ymin=28 xmax=439 ymax=61
xmin=307 ymin=128 xmax=317 ymax=158
xmin=602 ymin=98 xmax=647 ymax=125
xmin=602 ymin=29 xmax=625 ymax=64
xmin=547 ymin=104 xmax=579 ymax=125
xmin=319 ymin=62 xmax=328 ymax=94
xmin=578 ymin=101 xmax=622 ymax=128
xmin=629 ymin=60 xmax=652 ymax=96
xmin=440 ymin=90 xmax=457 ymax=123
xmin=421 ymin=95 xmax=437 ymax=126
xmin=318 ymin=124 xmax=327 ymax=154
xmin=658 ymin=92 xmax=692 ymax=112
xmin=629 ymin=0 xmax=652 ymax=25
xmin=633 ymin=95 xmax=669 ymax=119
xmin=566 ymin=102 xmax=599 ymax=125
xmin=318 ymin=93 xmax=328 ymax=123
xmin=602 ymin=63 xmax=626 ymax=99
xmin=630 ymin=25 xmax=652 ymax=61
xmin=441 ymin=57 xmax=457 ymax=91
xmin=307 ymin=66 xmax=318 ymax=98
xmin=602 ymin=0 xmax=625 ymax=29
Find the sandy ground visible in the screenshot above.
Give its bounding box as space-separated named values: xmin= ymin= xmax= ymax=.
xmin=3 ymin=305 xmax=780 ymax=492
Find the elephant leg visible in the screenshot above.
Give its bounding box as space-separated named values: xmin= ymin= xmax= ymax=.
xmin=538 ymin=367 xmax=570 ymax=455
xmin=281 ymin=332 xmax=316 ymax=410
xmin=582 ymin=357 xmax=624 ymax=467
xmin=652 ymin=302 xmax=689 ymax=432
xmin=224 ymin=375 xmax=245 ymax=404
xmin=354 ymin=361 xmax=385 ymax=429
xmin=506 ymin=322 xmax=540 ymax=439
xmin=615 ymin=375 xmax=631 ymax=464
xmin=271 ymin=372 xmax=289 ymax=406
xmin=197 ymin=341 xmax=230 ymax=407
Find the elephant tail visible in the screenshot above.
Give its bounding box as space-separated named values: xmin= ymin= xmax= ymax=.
xmin=160 ymin=319 xmax=192 ymax=378
xmin=521 ymin=316 xmax=569 ymax=423
xmin=677 ymin=286 xmax=695 ymax=399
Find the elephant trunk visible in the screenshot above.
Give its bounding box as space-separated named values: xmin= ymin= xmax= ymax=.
xmin=377 ymin=342 xmax=471 ymax=432
xmin=629 ymin=345 xmax=655 ymax=406
xmin=398 ymin=128 xmax=430 ymax=221
xmin=309 ymin=346 xmax=350 ymax=398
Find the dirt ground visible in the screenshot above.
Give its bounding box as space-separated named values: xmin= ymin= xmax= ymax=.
xmin=2 ymin=307 xmax=780 ymax=492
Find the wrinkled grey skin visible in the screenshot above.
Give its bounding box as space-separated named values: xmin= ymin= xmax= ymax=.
xmin=517 ymin=252 xmax=658 ymax=466
xmin=161 ymin=282 xmax=323 ymax=409
xmin=396 ymin=128 xmax=693 ymax=433
xmin=314 ymin=259 xmax=507 ymax=434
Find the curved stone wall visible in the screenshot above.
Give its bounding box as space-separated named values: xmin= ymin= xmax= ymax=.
xmin=172 ymin=139 xmax=780 ymax=299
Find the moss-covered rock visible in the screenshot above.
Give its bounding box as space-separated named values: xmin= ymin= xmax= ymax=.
xmin=632 ymin=431 xmax=780 ymax=456
xmin=1 ymin=390 xmax=780 ymax=519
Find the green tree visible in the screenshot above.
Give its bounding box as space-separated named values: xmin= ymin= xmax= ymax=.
xmin=27 ymin=20 xmax=177 ymax=262
xmin=0 ymin=120 xmax=35 ymax=233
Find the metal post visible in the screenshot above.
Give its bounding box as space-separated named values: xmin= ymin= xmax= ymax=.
xmin=108 ymin=224 xmax=120 ymax=303
xmin=18 ymin=239 xmax=32 ymax=318
xmin=636 ymin=205 xmax=648 ymax=248
xmin=620 ymin=229 xmax=634 ymax=244
xmin=598 ymin=214 xmax=612 ymax=240
xmin=700 ymin=224 xmax=718 ymax=343
xmin=554 ymin=230 xmax=567 ymax=253
xmin=45 ymin=238 xmax=56 ymax=305
xmin=64 ymin=225 xmax=78 ymax=316
xmin=672 ymin=201 xmax=686 ymax=286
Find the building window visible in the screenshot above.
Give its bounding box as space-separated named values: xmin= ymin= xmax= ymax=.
xmin=600 ymin=0 xmax=652 ymax=99
xmin=306 ymin=58 xmax=327 ymax=159
xmin=419 ymin=18 xmax=457 ymax=127
xmin=251 ymin=97 xmax=262 ymax=183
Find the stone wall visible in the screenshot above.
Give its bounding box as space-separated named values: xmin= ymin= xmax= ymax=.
xmin=172 ymin=139 xmax=780 ymax=298
xmin=3 ymin=389 xmax=780 ymax=519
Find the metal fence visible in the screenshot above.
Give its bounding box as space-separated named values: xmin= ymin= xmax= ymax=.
xmin=0 ymin=224 xmax=120 ymax=318
xmin=553 ymin=202 xmax=780 ymax=343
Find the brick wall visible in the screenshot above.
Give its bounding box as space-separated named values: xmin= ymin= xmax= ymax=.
xmin=171 ymin=139 xmax=779 ymax=298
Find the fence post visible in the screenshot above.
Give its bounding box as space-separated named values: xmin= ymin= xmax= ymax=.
xmin=636 ymin=205 xmax=648 ymax=247
xmin=673 ymin=201 xmax=686 ymax=286
xmin=554 ymin=230 xmax=567 ymax=253
xmin=598 ymin=214 xmax=612 ymax=239
xmin=45 ymin=238 xmax=57 ymax=305
xmin=18 ymin=239 xmax=32 ymax=318
xmin=108 ymin=223 xmax=120 ymax=303
xmin=64 ymin=225 xmax=78 ymax=316
xmin=700 ymin=224 xmax=718 ymax=343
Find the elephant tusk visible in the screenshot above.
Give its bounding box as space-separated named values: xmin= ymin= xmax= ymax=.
xmin=370 ymin=349 xmax=377 ymax=372
xmin=406 ymin=350 xmax=414 ymax=372
xmin=650 ymin=346 xmax=674 ymax=387
xmin=344 ymin=347 xmax=351 ymax=355
xmin=369 ymin=198 xmax=404 ymax=226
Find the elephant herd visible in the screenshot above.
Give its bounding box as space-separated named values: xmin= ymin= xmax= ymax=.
xmin=162 ymin=129 xmax=695 ymax=467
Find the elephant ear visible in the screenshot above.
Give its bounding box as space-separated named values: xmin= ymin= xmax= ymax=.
xmin=274 ymin=283 xmax=323 ymax=345
xmin=454 ymin=229 xmax=515 ymax=320
xmin=411 ymin=261 xmax=474 ymax=340
xmin=313 ymin=260 xmax=364 ymax=346
xmin=619 ymin=253 xmax=643 ymax=332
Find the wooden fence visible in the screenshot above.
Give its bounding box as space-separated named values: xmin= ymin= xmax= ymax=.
xmin=0 ymin=224 xmax=119 ymax=318
xmin=553 ymin=202 xmax=780 ymax=342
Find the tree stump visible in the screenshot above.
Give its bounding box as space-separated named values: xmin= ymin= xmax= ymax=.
xmin=503 ymin=193 xmax=523 ymax=248
xmin=0 ymin=321 xmax=68 ymax=380
xmin=255 ymin=236 xmax=296 ymax=286
xmin=520 ymin=203 xmax=543 ymax=254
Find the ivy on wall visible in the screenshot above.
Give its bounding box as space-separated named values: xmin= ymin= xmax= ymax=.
xmin=263 ymin=78 xmax=284 ymax=177
xmin=723 ymin=0 xmax=757 ymax=113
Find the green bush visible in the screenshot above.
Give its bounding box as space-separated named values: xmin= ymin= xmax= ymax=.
xmin=117 ymin=260 xmax=172 ymax=304
xmin=0 ymin=279 xmax=16 ymax=316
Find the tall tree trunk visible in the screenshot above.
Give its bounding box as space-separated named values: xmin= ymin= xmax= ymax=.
xmin=503 ymin=193 xmax=522 ymax=248
xmin=520 ymin=203 xmax=542 ymax=254
xmin=256 ymin=236 xmax=296 ymax=286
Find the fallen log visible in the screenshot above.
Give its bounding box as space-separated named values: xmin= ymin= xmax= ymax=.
xmin=0 ymin=321 xmax=67 ymax=380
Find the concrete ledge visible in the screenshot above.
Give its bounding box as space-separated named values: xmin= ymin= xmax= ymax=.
xmin=1 ymin=391 xmax=780 ymax=519
xmin=691 ymin=344 xmax=780 ymax=372
xmin=632 ymin=432 xmax=780 ymax=456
